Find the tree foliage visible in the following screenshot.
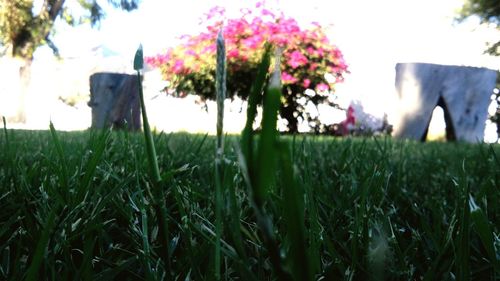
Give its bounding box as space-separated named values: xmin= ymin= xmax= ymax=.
xmin=458 ymin=0 xmax=500 ymax=55
xmin=0 ymin=0 xmax=140 ymax=59
xmin=147 ymin=4 xmax=348 ymax=133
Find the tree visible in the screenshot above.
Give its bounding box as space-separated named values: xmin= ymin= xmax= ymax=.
xmin=146 ymin=4 xmax=348 ymax=134
xmin=458 ymin=1 xmax=500 ymax=141
xmin=0 ymin=0 xmax=140 ymax=122
xmin=458 ymin=0 xmax=500 ymax=56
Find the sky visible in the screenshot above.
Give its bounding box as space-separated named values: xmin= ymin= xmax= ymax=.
xmin=25 ymin=0 xmax=500 ymax=138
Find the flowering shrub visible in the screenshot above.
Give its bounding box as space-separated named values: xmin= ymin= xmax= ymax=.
xmin=146 ymin=3 xmax=349 ymax=133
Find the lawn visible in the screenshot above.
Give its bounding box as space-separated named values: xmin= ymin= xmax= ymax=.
xmin=0 ymin=126 xmax=498 ymax=280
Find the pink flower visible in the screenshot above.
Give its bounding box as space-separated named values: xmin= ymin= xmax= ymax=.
xmin=282 ymin=72 xmax=298 ymax=84
xmin=316 ymin=83 xmax=329 ymax=92
xmin=309 ymin=63 xmax=319 ymax=71
xmin=288 ymin=50 xmax=308 ymax=69
xmin=227 ymin=49 xmax=239 ymax=58
xmin=185 ymin=49 xmax=197 ymax=56
xmin=302 ymin=79 xmax=311 ymax=88
xmin=172 ymin=59 xmax=185 ymax=74
xmin=311 ymin=21 xmax=321 ymax=27
xmin=261 ymin=9 xmax=275 ymax=17
xmin=205 ymin=6 xmax=225 ymax=21
xmin=315 ymin=47 xmax=325 ymax=57
xmin=242 ymin=35 xmax=263 ymax=50
xmin=201 ymin=44 xmax=216 ymax=54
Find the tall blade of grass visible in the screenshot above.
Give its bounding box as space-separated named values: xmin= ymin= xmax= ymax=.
xmin=469 ymin=195 xmax=498 ymax=276
xmin=234 ymin=43 xmax=271 ymax=277
xmin=49 ymin=121 xmax=69 ymax=191
xmin=297 ymin=138 xmax=321 ymax=275
xmin=241 ymin=45 xmax=271 ymax=175
xmin=25 ymin=209 xmax=56 ymax=281
xmin=277 ymin=142 xmax=311 ymax=281
xmin=135 ymin=45 xmax=161 ymax=183
xmin=214 ymin=29 xmax=226 ymax=281
xmin=351 ymin=163 xmax=371 ymax=275
xmin=139 ymin=194 xmax=154 ymax=281
xmin=188 ymin=133 xmax=209 ymax=162
xmin=254 ymin=55 xmax=281 ymax=207
xmin=255 ymin=53 xmax=294 ymax=281
xmin=189 ymin=220 xmax=259 ymax=281
xmin=75 ymin=234 xmax=97 ymax=281
xmin=93 ymin=257 xmax=138 ymax=281
xmin=78 ymin=129 xmax=110 ymax=202
xmin=170 ymin=184 xmax=204 ymax=279
xmin=224 ymin=165 xmax=250 ymax=264
xmin=215 ymin=30 xmax=226 ymax=154
xmin=134 ymin=45 xmax=171 ymax=278
xmin=236 ymin=48 xmax=292 ymax=281
xmin=455 ymin=163 xmax=471 ymax=281
xmin=2 ymin=116 xmax=8 ymax=149
xmin=423 ymin=215 xmax=457 ymax=281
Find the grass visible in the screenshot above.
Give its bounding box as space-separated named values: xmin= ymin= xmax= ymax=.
xmin=0 ymin=126 xmax=498 ymax=280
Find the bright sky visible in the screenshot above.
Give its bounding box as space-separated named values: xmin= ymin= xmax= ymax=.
xmin=27 ymin=0 xmax=500 ymax=138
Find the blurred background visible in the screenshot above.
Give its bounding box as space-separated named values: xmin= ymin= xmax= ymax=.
xmin=0 ymin=0 xmax=499 ymax=141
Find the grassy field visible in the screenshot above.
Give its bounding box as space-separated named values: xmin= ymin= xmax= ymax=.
xmin=1 ymin=46 xmax=498 ymax=281
xmin=0 ymin=126 xmax=498 ymax=280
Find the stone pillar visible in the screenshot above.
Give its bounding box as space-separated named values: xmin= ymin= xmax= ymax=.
xmin=88 ymin=72 xmax=141 ymax=130
xmin=393 ymin=63 xmax=498 ymax=142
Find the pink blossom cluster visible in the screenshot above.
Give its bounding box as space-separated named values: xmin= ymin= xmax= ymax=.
xmin=145 ymin=2 xmax=348 ymax=96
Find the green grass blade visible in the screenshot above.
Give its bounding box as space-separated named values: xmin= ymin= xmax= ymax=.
xmin=134 ymin=46 xmax=171 ymax=278
xmin=241 ymin=45 xmax=271 ymax=174
xmin=277 ymin=142 xmax=311 ymax=281
xmin=93 ymin=257 xmax=138 ymax=281
xmin=2 ymin=116 xmax=9 ymax=149
xmin=49 ymin=121 xmax=69 ymax=190
xmin=25 ymin=209 xmax=56 ymax=281
xmin=137 ymin=71 xmax=161 ymax=183
xmin=135 ymin=45 xmax=161 ymax=183
xmin=469 ymin=195 xmax=498 ymax=273
xmin=214 ymin=29 xmax=226 ymax=281
xmin=254 ymin=63 xmax=281 ymax=207
xmin=455 ymin=166 xmax=471 ymax=281
xmin=75 ymin=235 xmax=97 ymax=281
xmin=79 ymin=129 xmax=110 ymax=200
xmin=139 ymin=195 xmax=154 ymax=281
xmin=134 ymin=44 xmax=144 ymax=71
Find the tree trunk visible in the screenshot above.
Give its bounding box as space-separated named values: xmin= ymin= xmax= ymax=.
xmin=5 ymin=58 xmax=33 ymax=124
xmin=10 ymin=58 xmax=32 ymax=123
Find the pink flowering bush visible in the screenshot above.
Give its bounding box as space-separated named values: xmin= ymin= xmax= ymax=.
xmin=146 ymin=3 xmax=348 ymax=133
